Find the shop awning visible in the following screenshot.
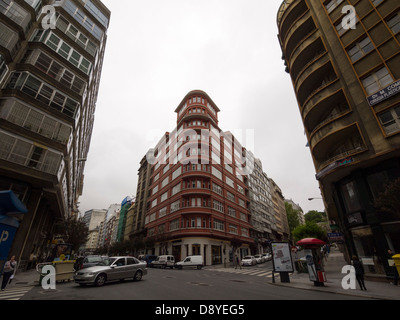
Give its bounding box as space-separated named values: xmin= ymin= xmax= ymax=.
xmin=0 ymin=190 xmax=28 ymax=216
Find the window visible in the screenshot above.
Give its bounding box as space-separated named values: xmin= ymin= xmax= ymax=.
xmin=213 ymin=219 xmax=224 ymax=231
xmin=170 ymin=219 xmax=180 ymax=231
xmin=212 ymin=183 xmax=222 ymax=195
xmin=213 ymin=200 xmax=224 ymax=212
xmin=211 ymin=166 xmax=222 ymax=180
xmin=362 ymin=67 xmax=393 ymax=95
xmin=325 ymin=0 xmax=343 ymax=13
xmin=161 ymin=177 xmax=169 ymax=188
xmin=347 ymin=37 xmax=374 ymax=62
xmin=226 ymin=177 xmax=234 ymax=188
xmin=159 ymin=206 xmax=167 ymax=217
xmin=171 ymin=200 xmax=180 ymax=212
xmin=378 ymin=106 xmax=400 ymax=135
xmin=229 ymin=224 xmax=238 ymax=234
xmin=160 ymin=192 xmax=168 ymax=202
xmin=387 ymin=12 xmax=400 ymax=34
xmin=172 ymin=183 xmax=180 ymax=196
xmin=172 ymin=167 xmax=181 ymax=180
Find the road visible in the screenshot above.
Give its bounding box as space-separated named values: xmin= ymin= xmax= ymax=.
xmin=20 ymin=261 xmax=370 ymax=301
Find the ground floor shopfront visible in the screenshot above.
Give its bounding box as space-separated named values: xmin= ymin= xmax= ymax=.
xmin=146 ymin=237 xmax=252 ymax=266
xmin=331 ymin=158 xmax=400 ymax=279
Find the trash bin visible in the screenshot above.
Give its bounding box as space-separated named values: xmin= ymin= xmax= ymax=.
xmin=54 ymin=261 xmax=75 ymax=282
xmin=393 ymin=254 xmax=400 ymax=275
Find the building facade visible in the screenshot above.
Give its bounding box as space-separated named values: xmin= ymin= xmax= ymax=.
xmin=125 ymin=155 xmax=152 ymax=241
xmin=144 ymin=90 xmax=255 ymax=265
xmin=0 ymin=0 xmax=110 ymax=265
xmin=247 ymin=156 xmax=277 ymax=252
xmin=277 ymin=0 xmax=400 ymax=278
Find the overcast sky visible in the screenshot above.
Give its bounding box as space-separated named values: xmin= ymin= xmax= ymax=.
xmin=78 ymin=0 xmax=325 ymax=215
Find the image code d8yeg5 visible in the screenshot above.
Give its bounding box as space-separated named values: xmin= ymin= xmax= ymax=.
xmin=199 ymin=305 xmax=245 ymax=315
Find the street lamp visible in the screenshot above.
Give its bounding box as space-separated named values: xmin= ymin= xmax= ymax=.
xmin=308 ymin=197 xmax=322 ymax=201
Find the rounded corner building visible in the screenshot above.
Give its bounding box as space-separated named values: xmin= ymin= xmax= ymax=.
xmin=277 ymin=0 xmax=400 ymax=279
xmin=144 ymin=90 xmax=255 ymax=266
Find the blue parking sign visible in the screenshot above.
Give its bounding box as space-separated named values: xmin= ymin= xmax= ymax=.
xmin=0 ymin=223 xmax=17 ymax=272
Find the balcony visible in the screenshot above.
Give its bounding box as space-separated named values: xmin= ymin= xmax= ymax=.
xmin=304 ymin=89 xmax=351 ymax=134
xmin=290 ymin=36 xmax=326 ymax=84
xmin=312 ymin=123 xmax=367 ymax=165
xmin=284 ymin=15 xmax=316 ymax=61
xmin=296 ymin=62 xmax=337 ymax=108
xmin=279 ymin=0 xmax=308 ymax=44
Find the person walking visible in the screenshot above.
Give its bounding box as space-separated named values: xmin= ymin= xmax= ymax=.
xmin=1 ymin=255 xmax=17 ymax=291
xmin=235 ymin=254 xmax=242 ymax=269
xmin=352 ymin=255 xmax=367 ymax=290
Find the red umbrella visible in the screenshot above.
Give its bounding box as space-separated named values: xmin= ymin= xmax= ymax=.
xmin=296 ymin=238 xmax=326 ymax=247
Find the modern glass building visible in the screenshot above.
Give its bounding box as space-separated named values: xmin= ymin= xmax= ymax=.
xmin=277 ymin=0 xmax=400 ymax=279
xmin=0 ymin=0 xmax=110 ymax=267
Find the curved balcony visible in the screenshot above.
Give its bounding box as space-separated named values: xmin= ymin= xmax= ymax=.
xmin=284 ymin=15 xmax=316 ymax=62
xmin=296 ymin=61 xmax=337 ymax=108
xmin=304 ymin=89 xmax=350 ymax=134
xmin=290 ymin=35 xmax=325 ymax=83
xmin=279 ymin=0 xmax=308 ymax=45
xmin=309 ymin=115 xmax=356 ymax=150
xmin=312 ymin=123 xmax=366 ymax=164
xmin=302 ymin=79 xmax=342 ymax=115
xmin=294 ymin=52 xmax=330 ymax=93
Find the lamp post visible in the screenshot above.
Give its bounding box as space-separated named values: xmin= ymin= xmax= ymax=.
xmin=308 ymin=197 xmax=322 ymax=201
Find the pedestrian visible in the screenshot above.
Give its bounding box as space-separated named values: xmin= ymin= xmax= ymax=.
xmin=352 ymin=255 xmax=367 ymax=290
xmin=235 ymin=255 xmax=241 ymax=269
xmin=1 ymin=255 xmax=17 ymax=291
xmin=387 ymin=250 xmax=398 ymax=286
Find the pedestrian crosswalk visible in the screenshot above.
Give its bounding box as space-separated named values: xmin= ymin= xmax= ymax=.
xmin=0 ymin=286 xmax=33 ymax=300
xmin=211 ymin=267 xmax=274 ymax=278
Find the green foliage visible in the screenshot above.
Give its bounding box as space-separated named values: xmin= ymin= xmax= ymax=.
xmin=292 ymin=221 xmax=327 ymax=243
xmin=304 ymin=210 xmax=327 ymax=223
xmin=373 ymin=177 xmax=400 ymax=219
xmin=285 ymin=201 xmax=300 ymax=233
xmin=62 ymin=217 xmax=89 ymax=252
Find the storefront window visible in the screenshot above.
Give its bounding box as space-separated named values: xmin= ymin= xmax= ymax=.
xmin=351 ymin=227 xmax=385 ymax=274
xmin=211 ymin=245 xmax=221 ymax=265
xmin=340 ymin=181 xmax=362 ymax=213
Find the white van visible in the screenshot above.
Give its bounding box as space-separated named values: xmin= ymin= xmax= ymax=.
xmin=150 ymin=255 xmax=175 ymax=269
xmin=175 ymin=255 xmax=204 ymax=270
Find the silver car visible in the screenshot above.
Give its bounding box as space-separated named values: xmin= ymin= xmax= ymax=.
xmin=74 ymin=256 xmax=147 ymax=287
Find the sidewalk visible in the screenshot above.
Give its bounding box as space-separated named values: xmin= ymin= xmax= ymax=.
xmin=272 ymin=249 xmax=399 ymax=300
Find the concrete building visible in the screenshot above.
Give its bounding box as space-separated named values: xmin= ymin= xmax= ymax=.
xmin=247 ymin=156 xmax=277 ymax=252
xmin=277 ymin=0 xmax=400 ymax=278
xmin=286 ymin=199 xmax=306 ymax=225
xmin=144 ymin=90 xmax=254 ymax=265
xmin=125 ymin=155 xmax=152 ymax=241
xmin=0 ymin=0 xmax=110 ymax=267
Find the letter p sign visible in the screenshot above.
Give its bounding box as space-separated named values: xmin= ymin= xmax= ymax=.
xmin=0 ymin=230 xmax=9 ymax=245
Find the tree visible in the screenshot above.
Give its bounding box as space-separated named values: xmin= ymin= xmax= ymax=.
xmin=292 ymin=222 xmax=327 ymax=243
xmin=61 ymin=216 xmax=89 ymax=252
xmin=373 ymin=177 xmax=400 ymax=220
xmin=285 ymin=201 xmax=300 ymax=233
xmin=304 ymin=210 xmax=327 ymax=224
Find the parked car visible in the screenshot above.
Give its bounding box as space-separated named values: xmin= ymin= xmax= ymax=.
xmin=175 ymin=255 xmax=203 ymax=270
xmin=138 ymin=254 xmax=158 ymax=267
xmin=150 ymin=255 xmax=175 ymax=269
xmin=241 ymin=256 xmax=256 ymax=266
xmin=261 ymin=253 xmax=272 ymax=262
xmin=74 ymin=256 xmax=147 ymax=287
xmin=75 ymin=255 xmax=109 ymax=270
xmin=254 ymin=254 xmax=263 ymax=264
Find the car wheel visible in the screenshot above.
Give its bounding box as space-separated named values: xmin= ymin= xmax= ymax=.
xmin=134 ymin=270 xmax=143 ymax=281
xmin=95 ymin=273 xmax=107 ymax=287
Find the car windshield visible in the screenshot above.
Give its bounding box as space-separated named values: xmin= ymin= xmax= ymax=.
xmin=86 ymin=256 xmax=102 ymax=263
xmin=98 ymin=258 xmax=115 ymax=266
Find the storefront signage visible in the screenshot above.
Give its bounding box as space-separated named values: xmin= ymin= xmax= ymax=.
xmin=271 ymin=242 xmax=294 ymax=273
xmin=316 ymin=157 xmax=354 ymax=180
xmin=327 ymin=232 xmax=344 ymax=241
xmin=367 ymin=79 xmax=400 ymax=107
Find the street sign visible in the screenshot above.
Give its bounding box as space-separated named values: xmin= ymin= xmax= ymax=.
xmin=271 ymin=242 xmax=294 ymax=273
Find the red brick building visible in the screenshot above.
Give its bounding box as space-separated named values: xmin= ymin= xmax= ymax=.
xmin=144 ymin=90 xmax=254 ymax=265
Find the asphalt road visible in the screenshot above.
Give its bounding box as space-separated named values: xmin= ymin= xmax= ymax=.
xmin=20 ymin=262 xmax=369 ymax=301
